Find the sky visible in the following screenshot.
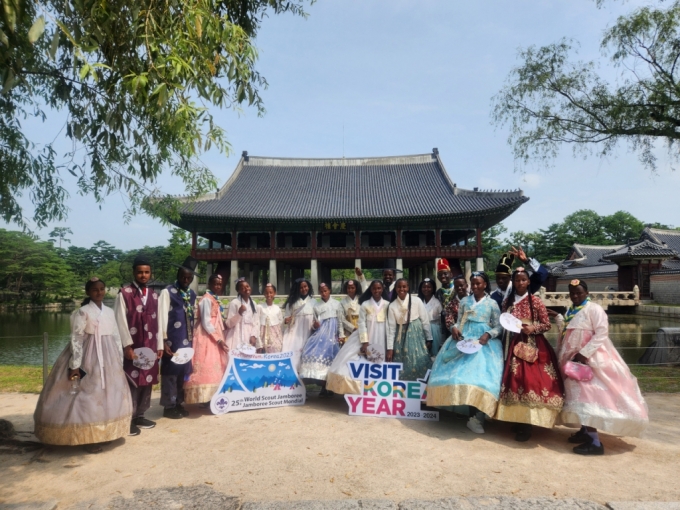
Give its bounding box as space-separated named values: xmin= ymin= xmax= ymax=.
xmin=7 ymin=0 xmax=680 ymax=250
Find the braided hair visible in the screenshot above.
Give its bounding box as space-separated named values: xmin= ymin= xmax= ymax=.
xmin=504 ymin=269 xmax=534 ymax=322
xmin=235 ymin=278 xmax=257 ymax=313
xmin=359 ymin=280 xmax=383 ymax=305
xmin=390 ymin=278 xmax=412 ymax=337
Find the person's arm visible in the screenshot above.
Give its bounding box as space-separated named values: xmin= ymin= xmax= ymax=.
xmin=340 ymin=300 xmax=357 ymax=333
xmin=358 ymin=304 xmax=369 ymax=344
xmin=486 ymin=301 xmax=501 ymax=340
xmin=417 ymin=299 xmax=433 ymax=343
xmin=199 ymin=298 xmax=216 ymax=335
xmin=251 ymin=302 xmax=260 ymax=342
xmin=530 ymin=297 xmax=552 ymax=334
xmin=68 ymin=309 xmax=87 ymax=370
xmin=109 ymin=308 xmax=124 ymax=364
xmin=444 ymin=299 xmax=457 ymax=333
xmin=385 ymin=304 xmax=396 ymax=350
xmin=579 ymin=304 xmax=608 ymax=359
xmin=113 ymin=292 xmax=134 ymax=348
xmin=335 ymin=302 xmax=345 ymax=339
xmin=226 ymin=300 xmax=242 ymax=329
xmin=355 ymin=268 xmax=369 ymax=292
xmin=157 ymin=289 xmax=170 ymax=340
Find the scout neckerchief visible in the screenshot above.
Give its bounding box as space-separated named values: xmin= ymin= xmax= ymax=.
xmin=175 ymin=281 xmax=194 ymax=328
xmin=563 ymin=297 xmax=591 ymax=328
xmin=206 ymin=290 xmax=224 ymax=315
xmin=439 ymin=282 xmax=454 ymax=306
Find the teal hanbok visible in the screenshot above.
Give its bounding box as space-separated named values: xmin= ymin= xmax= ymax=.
xmin=387 ymin=295 xmax=433 ymax=381
xmin=426 ymin=295 xmax=503 ymax=417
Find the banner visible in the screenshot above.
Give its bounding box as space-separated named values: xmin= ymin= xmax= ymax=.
xmin=210 ymin=351 xmax=305 ymax=414
xmin=344 ymin=362 xmax=439 ymax=421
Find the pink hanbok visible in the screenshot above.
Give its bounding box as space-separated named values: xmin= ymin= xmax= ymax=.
xmin=224 ymin=296 xmax=260 ymax=353
xmin=557 ymin=301 xmax=648 ymax=437
xmin=184 ymin=293 xmax=228 ymax=404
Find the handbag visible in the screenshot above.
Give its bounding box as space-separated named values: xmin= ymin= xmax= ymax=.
xmin=564 ymin=361 xmax=594 ymax=382
xmin=513 ymin=341 xmax=538 ymax=363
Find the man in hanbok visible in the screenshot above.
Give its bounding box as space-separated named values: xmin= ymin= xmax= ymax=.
xmin=490 ymin=247 xmax=549 ymax=309
xmin=158 ymin=257 xmax=199 ymax=419
xmin=114 ymin=255 xmax=163 ymax=436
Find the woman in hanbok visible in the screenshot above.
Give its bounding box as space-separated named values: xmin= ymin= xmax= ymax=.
xmin=184 ymin=274 xmax=228 ymax=405
xmin=282 ymin=278 xmax=317 ymax=371
xmin=327 ymin=280 xmax=388 ymax=395
xmin=257 ymin=283 xmax=284 ymax=353
xmin=224 ymin=279 xmax=260 ymax=354
xmin=340 ymin=279 xmax=362 ymax=338
xmin=418 ymin=278 xmax=442 ymax=356
xmin=496 ymin=267 xmax=564 ymax=442
xmin=556 ymin=279 xmax=648 ymax=455
xmin=427 ymin=272 xmax=503 ymax=434
xmin=299 ymin=283 xmax=345 ymax=394
xmin=386 ymin=279 xmax=433 ymax=381
xmin=34 ymin=278 xmax=132 ymax=453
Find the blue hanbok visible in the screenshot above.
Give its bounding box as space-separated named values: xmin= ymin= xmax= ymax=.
xmin=426 ymin=295 xmax=503 ymax=417
xmin=299 ymin=298 xmax=345 ymax=383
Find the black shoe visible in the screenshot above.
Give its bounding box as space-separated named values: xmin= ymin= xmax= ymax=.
xmin=319 ymin=388 xmax=332 ymax=398
xmin=514 ymin=424 xmax=532 ymax=442
xmin=573 ymin=441 xmax=604 ymax=456
xmin=163 ymin=407 xmax=183 ymax=419
xmin=134 ymin=417 xmax=156 ymax=429
xmin=129 ymin=422 xmax=141 ymax=436
xmin=568 ymin=429 xmax=590 ymax=444
xmin=176 ymin=404 xmax=189 ymax=417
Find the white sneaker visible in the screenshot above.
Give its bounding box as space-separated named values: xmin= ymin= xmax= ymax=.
xmin=467 ymin=416 xmax=485 ymax=434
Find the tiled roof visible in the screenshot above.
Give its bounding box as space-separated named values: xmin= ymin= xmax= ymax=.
xmin=642 ymin=227 xmax=680 ymax=254
xmin=175 ymin=151 xmax=529 ymax=227
xmin=601 ymin=239 xmax=678 ymax=262
xmin=569 ymin=244 xmax=623 ymax=267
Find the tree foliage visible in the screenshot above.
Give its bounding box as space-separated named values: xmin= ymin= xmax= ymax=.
xmin=493 ymin=1 xmax=680 ymax=171
xmin=0 ymin=0 xmax=309 ymax=228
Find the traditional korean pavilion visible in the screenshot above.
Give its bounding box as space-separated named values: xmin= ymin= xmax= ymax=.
xmin=171 ymin=149 xmax=529 ymax=295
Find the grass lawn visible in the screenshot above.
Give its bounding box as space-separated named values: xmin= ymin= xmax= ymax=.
xmin=2 ymin=364 xmax=679 ymax=394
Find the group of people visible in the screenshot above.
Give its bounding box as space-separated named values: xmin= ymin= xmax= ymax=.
xmin=33 ymin=249 xmax=649 ymax=456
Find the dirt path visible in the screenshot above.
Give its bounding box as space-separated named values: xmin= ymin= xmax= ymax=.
xmin=1 ymin=392 xmax=679 ymax=507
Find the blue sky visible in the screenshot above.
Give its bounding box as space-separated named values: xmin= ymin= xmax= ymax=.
xmin=7 ymin=0 xmax=679 ymax=249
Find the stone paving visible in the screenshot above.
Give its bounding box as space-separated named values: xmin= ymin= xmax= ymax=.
xmin=2 ymin=485 xmax=678 ymax=510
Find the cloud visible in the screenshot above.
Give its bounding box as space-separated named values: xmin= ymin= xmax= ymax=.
xmin=251 ymin=363 xmax=265 ymax=369
xmin=278 ymin=362 xmax=288 ymax=367
xmin=239 ymin=363 xmax=248 ymax=367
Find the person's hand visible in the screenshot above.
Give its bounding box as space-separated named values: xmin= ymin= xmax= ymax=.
xmin=313 ymin=320 xmax=321 ymax=329
xmin=238 ymin=304 xmax=247 ymax=315
xmin=521 ymin=323 xmax=535 ymax=335
xmin=157 ymin=350 xmax=164 ymax=359
xmin=385 ymin=349 xmax=394 ymax=362
xmin=426 ymin=341 xmax=432 ymax=353
xmin=359 ymin=343 xmax=368 ymax=356
xmin=284 ymin=316 xmax=292 ymax=325
xmin=478 ymin=333 xmax=490 ymax=346
xmin=572 ymin=353 xmax=588 ymax=364
xmin=546 ymin=308 xmax=559 ymax=318
xmin=219 ymin=342 xmax=230 ymax=353
xmin=510 ymin=246 xmax=529 ymax=264
xmin=164 ymin=344 xmax=175 ymax=357
xmin=355 ymin=267 xmax=363 ymax=278
xmin=68 ymin=368 xmax=80 ymax=380
xmin=256 ymin=348 xmax=265 ymax=354
xmin=339 ymin=337 xmax=346 ymax=346
xmin=250 ymin=336 xmax=257 ymax=346
xmin=451 ymin=327 xmax=462 ymax=341
xmin=124 ymin=345 xmax=136 ymax=361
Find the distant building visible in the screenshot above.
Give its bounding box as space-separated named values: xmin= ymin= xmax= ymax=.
xmin=169 ymin=150 xmax=529 ymax=295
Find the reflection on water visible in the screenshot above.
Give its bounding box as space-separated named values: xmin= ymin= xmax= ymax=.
xmin=2 ymin=309 xmax=680 ymax=366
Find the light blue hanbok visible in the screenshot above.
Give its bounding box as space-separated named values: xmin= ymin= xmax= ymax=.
xmin=426 ymin=295 xmax=503 ymax=417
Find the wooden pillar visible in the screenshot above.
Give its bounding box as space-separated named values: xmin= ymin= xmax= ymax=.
xmin=191 ymin=231 xmax=197 ymax=255
xmin=435 ymin=228 xmax=441 ymax=257
xmin=396 ymin=228 xmax=402 ymax=258
xmin=475 ymin=228 xmax=482 ymax=257
xmin=355 ymin=229 xmax=360 ymax=259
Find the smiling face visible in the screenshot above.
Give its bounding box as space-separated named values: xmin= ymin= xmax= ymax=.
xmin=239 ymin=281 xmax=251 ymax=299
xmin=299 ymin=281 xmax=309 ymax=298
xmin=134 ymin=265 xmax=151 ymax=286
xmin=421 ymin=281 xmax=435 ymax=299
xmin=177 ymin=268 xmax=193 ymax=290
xmin=264 ymin=285 xmax=276 ymax=304
xmin=346 ymin=280 xmax=357 ymax=299
xmin=454 ymin=278 xmax=468 ymax=299
xmin=87 ymin=281 xmax=107 ymax=306
xmin=320 ymin=284 xmax=331 ymax=301
xmin=370 ymin=281 xmax=384 ymax=301
xmin=569 ymin=285 xmax=588 ymax=306
xmin=382 ymin=270 xmax=395 ymax=286
xmin=513 ymin=271 xmax=530 ymax=295
xmin=437 ymin=270 xmax=452 ymax=287
xmin=395 ymin=280 xmax=409 ymax=300
xmin=470 ymin=276 xmax=487 ymax=298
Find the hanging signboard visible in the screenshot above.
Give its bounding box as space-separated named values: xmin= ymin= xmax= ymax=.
xmin=210 ymin=351 xmax=305 ymax=414
xmin=344 ymin=361 xmax=439 ymax=421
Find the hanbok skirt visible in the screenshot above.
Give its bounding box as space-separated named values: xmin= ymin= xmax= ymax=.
xmin=558 ymin=329 xmax=648 ymax=437
xmin=34 ymin=335 xmax=132 ymax=445
xmin=430 ymin=321 xmax=442 ymax=357
xmin=260 ymin=324 xmax=283 ymax=353
xmin=495 ymin=333 xmax=565 ymax=428
xmin=299 ymin=318 xmax=341 ymax=383
xmin=326 ymin=326 xmax=387 ymax=395
xmin=426 ymin=336 xmax=504 ymax=417
xmin=282 ymin=314 xmax=314 ymax=371
xmin=184 ymin=327 xmax=228 ymax=404
xmin=393 ymin=318 xmax=433 ymax=381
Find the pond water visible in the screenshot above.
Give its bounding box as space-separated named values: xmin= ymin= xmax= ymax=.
xmin=1 ymin=307 xmax=679 ymax=366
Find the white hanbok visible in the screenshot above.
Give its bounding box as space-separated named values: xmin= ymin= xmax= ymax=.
xmin=224 ymin=296 xmax=260 ymax=353
xmin=340 ymin=295 xmax=360 ymax=337
xmin=326 ymin=298 xmax=388 ymax=394
xmin=281 ymin=296 xmax=317 ymax=371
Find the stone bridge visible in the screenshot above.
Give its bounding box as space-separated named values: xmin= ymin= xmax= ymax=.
xmin=539 ymin=285 xmax=640 ymax=310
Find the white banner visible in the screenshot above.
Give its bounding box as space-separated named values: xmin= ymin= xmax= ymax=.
xmin=210 ymin=351 xmax=306 ymax=414
xmin=343 ymin=362 xmax=439 ymax=421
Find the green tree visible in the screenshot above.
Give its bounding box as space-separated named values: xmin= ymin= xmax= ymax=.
xmin=481 ymin=223 xmax=508 ymax=277
xmin=601 ymin=211 xmax=645 ymax=244
xmin=492 ymin=1 xmax=680 ymax=172
xmin=48 ymin=226 xmax=72 ymax=248
xmin=1 ymin=0 xmax=309 ymax=228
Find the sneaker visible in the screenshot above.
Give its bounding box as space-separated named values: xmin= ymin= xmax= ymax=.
xmin=467 ymin=416 xmax=485 ymax=434
xmin=573 ymin=441 xmax=604 ymax=456
xmin=176 ymin=404 xmax=189 ymax=417
xmin=134 ymin=417 xmax=156 ymax=429
xmin=163 ymin=407 xmax=183 ymax=419
xmin=129 ymin=421 xmax=141 ymax=436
